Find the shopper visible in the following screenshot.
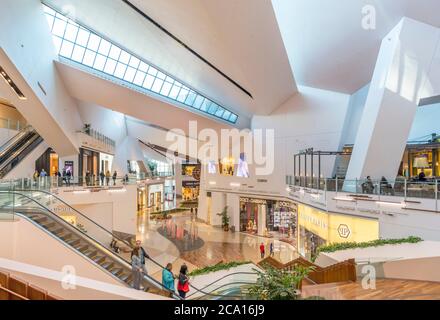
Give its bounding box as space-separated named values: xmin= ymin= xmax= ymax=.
xmin=133 ymin=240 xmax=150 ymax=276
xmin=66 ymin=169 xmax=72 ymax=187
xmin=105 ymin=170 xmax=111 ymax=186
xmin=99 ymin=171 xmax=105 ymax=186
xmin=269 ymin=242 xmax=274 ymax=257
xmin=162 ymin=263 xmax=176 ymax=294
xmin=177 ymin=264 xmax=190 ymax=299
xmin=131 ymin=247 xmax=143 ymax=290
xmin=259 ymin=243 xmax=265 ymax=259
xmin=112 ymin=170 xmax=117 ymax=185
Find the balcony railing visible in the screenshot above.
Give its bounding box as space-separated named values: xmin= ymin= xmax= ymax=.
xmin=288 ymin=175 xmax=439 ymax=201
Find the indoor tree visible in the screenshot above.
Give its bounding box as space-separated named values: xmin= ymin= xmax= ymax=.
xmin=248 ymin=265 xmax=315 ymax=300
xmin=217 ymin=206 xmax=230 ymax=231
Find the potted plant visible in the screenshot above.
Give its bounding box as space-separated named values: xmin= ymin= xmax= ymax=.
xmin=217 ymin=206 xmax=230 ymax=231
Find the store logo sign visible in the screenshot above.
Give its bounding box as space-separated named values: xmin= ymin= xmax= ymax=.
xmin=338 ymin=224 xmax=351 ymax=239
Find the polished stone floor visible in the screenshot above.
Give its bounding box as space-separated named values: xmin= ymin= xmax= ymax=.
xmin=136 ymin=210 xmax=298 ymax=276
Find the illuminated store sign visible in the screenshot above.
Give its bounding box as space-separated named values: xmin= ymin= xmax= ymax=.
xmin=297 ymin=204 xmax=379 ymax=243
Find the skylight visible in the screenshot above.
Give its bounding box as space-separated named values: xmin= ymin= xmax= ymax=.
xmin=43 ymin=5 xmax=238 ymax=124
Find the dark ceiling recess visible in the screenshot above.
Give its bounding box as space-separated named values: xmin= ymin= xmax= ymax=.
xmin=419 ymin=95 xmax=440 ymax=107
xmin=121 ymin=0 xmax=253 ymax=99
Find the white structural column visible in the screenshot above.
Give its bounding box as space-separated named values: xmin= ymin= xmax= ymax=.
xmin=257 ymin=205 xmax=266 ymax=237
xmin=345 ymin=18 xmax=440 ymax=188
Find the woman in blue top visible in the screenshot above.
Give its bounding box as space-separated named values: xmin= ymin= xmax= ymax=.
xmin=162 ymin=263 xmax=176 ymax=294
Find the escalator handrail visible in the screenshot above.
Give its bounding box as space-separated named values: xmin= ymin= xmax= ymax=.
xmin=0 ymin=126 xmax=33 ymax=158
xmin=185 ymin=271 xmax=258 ymax=299
xmin=3 ymin=189 xmax=257 ymax=300
xmin=1 ymin=191 xmax=182 ymax=299
xmin=193 ymin=281 xmax=255 ymax=300
xmin=147 ymin=255 xmax=258 ymax=299
xmin=0 ymin=131 xmax=41 ymax=171
xmin=14 ymin=188 xmax=135 ymax=251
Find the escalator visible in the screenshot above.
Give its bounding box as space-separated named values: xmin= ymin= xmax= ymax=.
xmin=0 ymin=186 xmax=258 ymax=300
xmin=0 ymin=188 xmax=181 ymax=299
xmin=0 ymin=126 xmax=43 ymax=179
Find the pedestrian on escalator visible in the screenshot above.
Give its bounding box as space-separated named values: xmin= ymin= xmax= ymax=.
xmin=105 ymin=170 xmax=111 ymax=186
xmin=134 ymin=240 xmax=150 ymax=276
xmin=162 ymin=263 xmax=176 ymax=295
xmin=177 ymin=264 xmax=190 ymax=299
xmin=131 ymin=247 xmax=143 ymax=290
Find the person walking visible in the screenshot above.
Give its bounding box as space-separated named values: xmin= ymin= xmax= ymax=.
xmin=259 ymin=243 xmax=265 ymax=259
xmin=131 ymin=247 xmax=143 ymax=290
xmin=112 ymin=170 xmax=117 ymax=185
xmin=66 ymin=169 xmax=72 ymax=187
xmin=99 ymin=171 xmax=105 ymax=186
xmin=105 ymin=170 xmax=111 ymax=186
xmin=162 ymin=263 xmax=176 ymax=295
xmin=177 ymin=264 xmax=190 ymax=299
xmin=269 ymin=242 xmax=274 ymax=257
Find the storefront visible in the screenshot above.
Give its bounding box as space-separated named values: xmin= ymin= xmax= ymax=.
xmin=297 ymin=204 xmax=379 ymax=260
xmin=137 ymin=187 xmax=147 ymax=210
xmin=239 ymin=197 xmax=297 ymax=239
xmin=99 ymin=152 xmax=114 ymax=174
xmin=148 ymin=183 xmax=164 ymax=209
xmin=35 ymin=148 xmax=59 ymax=176
xmin=182 ymin=181 xmax=200 ymax=201
xmin=79 ymin=148 xmax=99 ymax=179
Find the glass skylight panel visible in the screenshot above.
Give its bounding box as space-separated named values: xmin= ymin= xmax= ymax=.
xmin=76 ymin=28 xmax=90 ymax=46
xmin=71 ymin=45 xmax=85 ymax=62
xmin=64 ymin=23 xmax=78 ymax=42
xmin=43 ymin=4 xmax=238 ymax=124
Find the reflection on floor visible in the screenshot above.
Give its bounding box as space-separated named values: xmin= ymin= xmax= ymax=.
xmin=136 ymin=210 xmax=298 ymax=276
xmin=303 ymin=279 xmax=440 ymax=300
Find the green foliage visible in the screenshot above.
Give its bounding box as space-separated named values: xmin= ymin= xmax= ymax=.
xmin=189 ymin=261 xmax=252 ymax=277
xmin=217 ymin=206 xmax=230 ymax=227
xmin=314 ymin=236 xmax=423 ymax=261
xmin=248 ymin=265 xmax=314 ymax=300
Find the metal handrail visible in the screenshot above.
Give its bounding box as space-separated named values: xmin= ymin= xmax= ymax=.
xmin=186 ymin=271 xmax=258 ymax=299
xmin=0 ymin=126 xmax=33 ymax=159
xmin=0 ymin=190 xmax=182 ymax=300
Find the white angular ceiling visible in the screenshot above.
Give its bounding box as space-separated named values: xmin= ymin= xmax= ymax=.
xmin=272 ymin=0 xmax=440 ymax=94
xmin=43 ymin=0 xmax=297 ymax=117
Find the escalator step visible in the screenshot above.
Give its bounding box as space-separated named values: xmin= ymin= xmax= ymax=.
xmin=84 ymin=250 xmax=98 ymax=258
xmin=33 ymin=217 xmax=47 ymax=224
xmin=110 ymin=268 xmax=123 ymax=276
xmin=93 ymin=256 xmax=106 ymax=264
xmin=60 ymin=233 xmax=72 ymax=241
xmin=101 ymin=262 xmax=114 ymax=270
xmin=66 ymin=239 xmax=80 ymax=246
xmin=49 ymin=228 xmax=64 ymax=235
xmin=120 ymin=273 xmax=131 ymax=282
xmin=76 ymin=245 xmax=89 ymax=253
xmin=41 ymin=222 xmax=56 ymax=229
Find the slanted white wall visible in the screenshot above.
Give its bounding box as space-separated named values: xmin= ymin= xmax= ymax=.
xmin=345 ymin=18 xmax=440 ymax=182
xmin=0 ymin=218 xmax=124 ymax=288
xmin=54 ymin=185 xmax=138 ymax=237
xmin=339 ymin=84 xmax=370 ymax=147
xmin=0 ymin=0 xmax=82 ymax=156
xmin=252 ymin=85 xmax=350 ymax=181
